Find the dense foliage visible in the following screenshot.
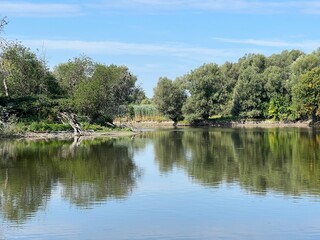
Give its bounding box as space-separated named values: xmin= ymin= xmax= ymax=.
xmin=153 ymin=49 xmax=320 ymax=123
xmin=153 ymin=77 xmax=186 ymax=125
xmin=0 ymin=28 xmax=145 ymax=130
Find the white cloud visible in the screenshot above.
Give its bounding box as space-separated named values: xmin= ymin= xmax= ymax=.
xmin=3 ymin=0 xmax=320 ymax=17
xmin=91 ymin=0 xmax=320 ymax=14
xmin=213 ymin=37 xmax=320 ymax=51
xmin=0 ymin=1 xmax=82 ymax=17
xmin=23 ymin=39 xmax=236 ymax=59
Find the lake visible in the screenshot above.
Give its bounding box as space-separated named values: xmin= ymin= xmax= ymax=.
xmin=1 ymin=127 xmax=320 ymax=239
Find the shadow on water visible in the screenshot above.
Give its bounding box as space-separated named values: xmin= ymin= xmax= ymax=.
xmin=0 ymin=137 xmax=142 ymax=223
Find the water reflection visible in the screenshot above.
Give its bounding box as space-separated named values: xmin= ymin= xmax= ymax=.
xmin=0 ymin=137 xmax=141 ymax=223
xmin=1 ymin=128 xmax=320 ymax=225
xmin=148 ymin=128 xmax=320 ymax=196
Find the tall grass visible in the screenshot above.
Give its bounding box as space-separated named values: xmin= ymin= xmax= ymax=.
xmin=116 ymin=104 xmax=168 ymax=122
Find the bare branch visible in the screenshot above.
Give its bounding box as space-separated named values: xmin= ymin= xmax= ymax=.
xmin=0 ymin=17 xmax=8 ymax=32
xmin=0 ymin=17 xmax=8 ymax=47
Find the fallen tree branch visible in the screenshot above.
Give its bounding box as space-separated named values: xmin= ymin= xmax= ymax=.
xmin=59 ymin=112 xmax=82 ymax=135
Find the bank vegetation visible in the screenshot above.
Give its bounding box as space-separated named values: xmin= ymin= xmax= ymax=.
xmin=1 ymin=17 xmax=320 ymax=135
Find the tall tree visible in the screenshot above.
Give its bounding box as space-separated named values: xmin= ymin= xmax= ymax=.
xmin=131 ymin=86 xmax=147 ymax=104
xmin=53 ymin=56 xmax=95 ymax=96
xmin=293 ymin=67 xmax=320 ymax=122
xmin=74 ymin=64 xmax=137 ymax=124
xmin=153 ymin=77 xmax=186 ymax=126
xmin=231 ymin=54 xmax=267 ymax=118
xmin=183 ymin=63 xmax=224 ymax=121
xmin=232 ymin=67 xmax=267 ymax=118
xmin=263 ymin=66 xmax=290 ymax=120
xmin=219 ymin=61 xmax=240 ymax=115
xmin=0 ymin=42 xmax=56 ymax=97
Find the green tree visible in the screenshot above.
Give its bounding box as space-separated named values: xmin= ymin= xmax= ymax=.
xmin=267 ymin=50 xmax=304 ymax=69
xmin=74 ymin=64 xmax=137 ymax=124
xmin=231 ymin=54 xmax=268 ymax=118
xmin=0 ymin=42 xmax=57 ymax=97
xmin=291 ymin=53 xmax=320 ymax=78
xmin=293 ymin=67 xmax=320 ymax=122
xmin=53 ymin=56 xmax=95 ymax=96
xmin=183 ymin=63 xmax=224 ymax=121
xmin=263 ymin=66 xmax=291 ymax=120
xmin=219 ymin=61 xmax=240 ymax=115
xmin=153 ymin=77 xmax=186 ymax=126
xmin=232 ymin=66 xmax=267 ymax=118
xmin=131 ymin=86 xmax=147 ymax=104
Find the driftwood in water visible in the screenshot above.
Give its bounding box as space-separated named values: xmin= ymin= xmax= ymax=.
xmin=59 ymin=112 xmax=82 ymax=135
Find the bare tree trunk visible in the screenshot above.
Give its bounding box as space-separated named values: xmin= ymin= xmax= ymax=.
xmin=1 ymin=17 xmax=9 ymax=96
xmin=0 ymin=62 xmax=9 ymax=97
xmin=59 ymin=112 xmax=82 ymax=135
xmin=3 ymin=78 xmax=8 ymax=96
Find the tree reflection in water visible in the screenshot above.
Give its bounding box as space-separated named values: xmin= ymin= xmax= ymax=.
xmin=149 ymin=128 xmax=320 ymax=196
xmin=1 ymin=128 xmax=320 ymax=224
xmin=0 ymin=137 xmax=141 ymax=223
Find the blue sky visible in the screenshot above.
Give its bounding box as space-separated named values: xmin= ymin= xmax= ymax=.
xmin=2 ymin=0 xmax=320 ymax=97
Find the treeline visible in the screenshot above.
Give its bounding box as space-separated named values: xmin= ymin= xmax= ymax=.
xmin=2 ymin=17 xmax=320 ymax=131
xmin=0 ymin=41 xmax=146 ymax=132
xmin=153 ymin=49 xmax=320 ymax=124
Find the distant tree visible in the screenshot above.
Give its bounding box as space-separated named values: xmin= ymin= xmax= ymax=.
xmin=131 ymin=86 xmax=146 ymax=104
xmin=219 ymin=61 xmax=240 ymax=115
xmin=74 ymin=64 xmax=137 ymax=124
xmin=0 ymin=42 xmax=58 ymax=97
xmin=231 ymin=66 xmax=266 ymax=118
xmin=231 ymin=54 xmax=268 ymax=118
xmin=263 ymin=66 xmax=291 ymax=120
xmin=293 ymin=67 xmax=320 ymax=122
xmin=291 ymin=53 xmax=320 ymax=80
xmin=182 ymin=63 xmax=224 ymax=121
xmin=153 ymin=77 xmax=186 ymax=126
xmin=238 ymin=54 xmax=266 ymax=73
xmin=267 ymin=50 xmax=304 ymax=69
xmin=53 ymin=56 xmax=95 ymax=96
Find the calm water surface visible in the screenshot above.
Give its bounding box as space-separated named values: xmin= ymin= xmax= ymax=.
xmin=1 ymin=128 xmax=320 ymax=239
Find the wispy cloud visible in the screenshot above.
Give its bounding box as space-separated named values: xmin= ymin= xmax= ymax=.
xmin=90 ymin=0 xmax=320 ymax=14
xmin=0 ymin=1 xmax=82 ymax=17
xmin=214 ymin=37 xmax=320 ymax=50
xmin=23 ymin=39 xmax=237 ymax=59
xmin=3 ymin=0 xmax=320 ymax=17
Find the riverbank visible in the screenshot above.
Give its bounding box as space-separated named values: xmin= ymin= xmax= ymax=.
xmin=0 ymin=130 xmax=139 ymax=140
xmin=0 ymin=119 xmax=315 ymax=139
xmin=128 ymin=119 xmax=313 ymax=128
xmin=189 ymin=119 xmax=313 ymax=128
